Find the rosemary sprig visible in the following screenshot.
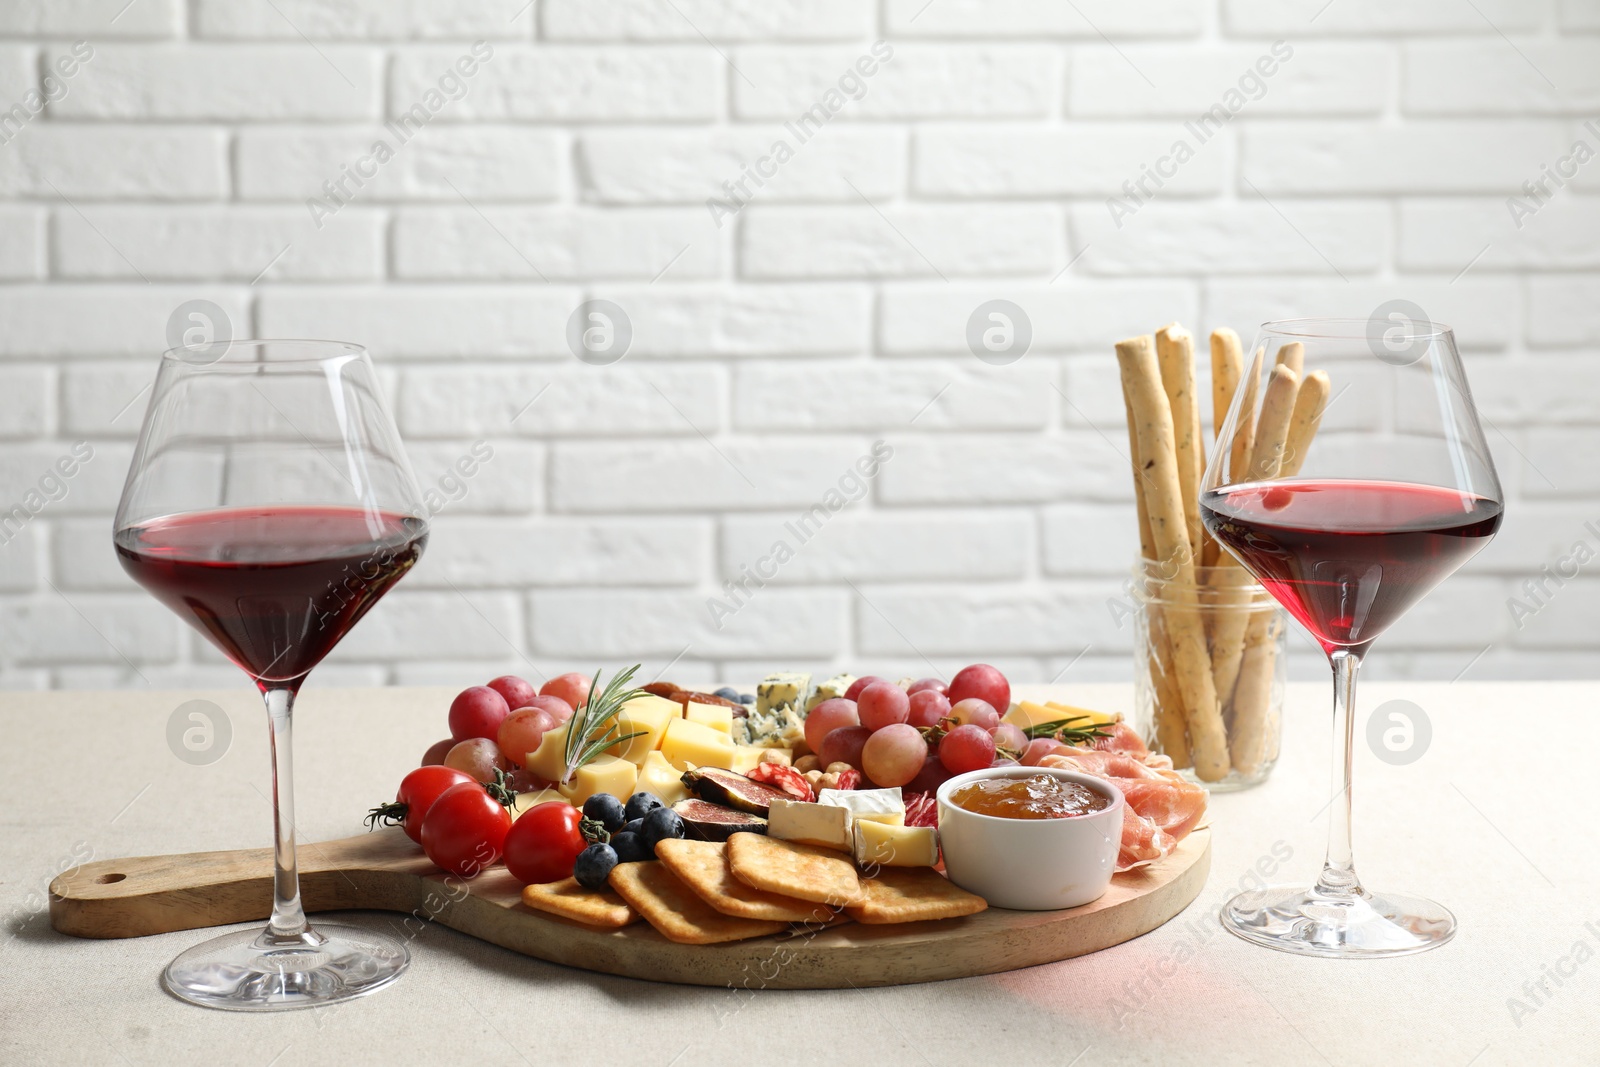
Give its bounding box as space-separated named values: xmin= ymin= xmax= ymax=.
xmin=1023 ymin=715 xmax=1115 ymax=746
xmin=562 ymin=665 xmax=648 ymax=785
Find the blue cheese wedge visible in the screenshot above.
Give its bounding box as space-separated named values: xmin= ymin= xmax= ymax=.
xmin=756 ymin=672 xmax=810 ymax=716
xmin=733 ymin=703 xmax=805 ymax=748
xmin=768 ymin=797 xmax=851 ymax=851
xmin=805 ymin=673 xmax=856 ymax=712
xmin=853 ymin=820 xmax=939 ymax=868
xmin=817 ymin=786 xmax=905 ymax=826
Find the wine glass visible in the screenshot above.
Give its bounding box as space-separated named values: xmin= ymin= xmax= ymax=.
xmin=113 ymin=339 xmax=429 ymax=1009
xmin=1199 ymin=317 xmax=1503 ymax=957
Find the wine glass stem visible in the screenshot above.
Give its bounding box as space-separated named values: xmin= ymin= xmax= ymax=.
xmin=263 ymin=686 xmax=310 ymax=940
xmin=1317 ymin=648 xmax=1362 ymax=897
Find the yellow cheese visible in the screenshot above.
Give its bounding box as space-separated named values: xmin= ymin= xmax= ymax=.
xmin=511 ymin=787 xmax=566 ymax=816
xmin=607 ymin=694 xmax=680 ymax=764
xmin=1006 ymin=700 xmax=1118 ymax=732
xmin=659 ymin=717 xmax=735 ymax=772
xmin=558 ymin=754 xmax=638 ymax=808
xmin=636 ymin=750 xmax=688 ymax=805
xmin=730 ymin=745 xmax=768 ymax=774
xmin=685 ymin=701 xmax=733 ymax=735
xmin=524 ymin=719 xmax=576 ymax=782
xmin=853 ymin=820 xmax=939 ymax=868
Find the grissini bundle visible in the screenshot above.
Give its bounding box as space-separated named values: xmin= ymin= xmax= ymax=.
xmin=1123 ymin=386 xmax=1193 ymax=769
xmin=1115 ymin=335 xmax=1229 ymax=782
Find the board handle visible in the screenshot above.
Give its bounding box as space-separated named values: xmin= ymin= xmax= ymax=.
xmin=50 ymin=830 xmax=432 ymax=939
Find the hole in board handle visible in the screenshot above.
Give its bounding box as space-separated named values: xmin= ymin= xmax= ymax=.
xmin=96 ymin=873 xmax=126 ymax=884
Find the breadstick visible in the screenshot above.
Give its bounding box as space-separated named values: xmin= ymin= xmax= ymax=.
xmin=1124 ymin=386 xmax=1191 ymax=769
xmin=1230 ymin=617 xmax=1279 ymax=775
xmin=1275 ymin=340 xmax=1304 ymax=377
xmin=1248 ymin=364 xmax=1300 ymax=481
xmin=1115 ymin=335 xmax=1229 ymax=781
xmin=1281 ymin=369 xmax=1330 ymax=478
xmin=1155 ymin=323 xmax=1204 ymax=564
xmin=1205 ymin=329 xmax=1245 ymax=568
xmin=1226 ymin=348 xmax=1262 ymax=485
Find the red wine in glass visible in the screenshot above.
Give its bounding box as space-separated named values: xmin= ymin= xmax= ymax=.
xmin=116 ymin=505 xmax=428 ymax=687
xmin=1201 ymin=479 xmax=1503 ymax=657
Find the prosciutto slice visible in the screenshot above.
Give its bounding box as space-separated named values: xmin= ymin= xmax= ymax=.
xmin=1040 ymin=731 xmax=1207 ymax=871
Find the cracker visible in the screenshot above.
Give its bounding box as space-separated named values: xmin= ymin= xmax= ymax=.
xmin=656 ymin=838 xmax=835 ymax=924
xmin=607 ymin=861 xmax=788 ymax=945
xmin=727 ymin=832 xmax=862 ymax=907
xmin=520 ymin=877 xmax=638 ymax=929
xmin=845 ymin=867 xmax=988 ymax=924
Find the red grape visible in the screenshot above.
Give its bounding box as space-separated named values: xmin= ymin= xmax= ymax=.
xmin=486 ymin=674 xmax=537 ymax=711
xmin=938 ymin=724 xmax=996 ymax=775
xmin=805 ymin=698 xmax=859 ymax=753
xmin=905 ymin=755 xmax=954 ymax=795
xmin=819 ymin=725 xmax=871 ymax=770
xmin=1021 ymin=738 xmax=1068 ymax=766
xmin=861 ymin=724 xmax=927 ymax=788
xmin=541 ymin=672 xmax=592 ymax=710
xmin=947 ymin=664 xmax=1010 ymax=711
xmin=443 ymin=737 xmax=509 ymax=783
xmin=991 ymin=722 xmax=1028 ymax=757
xmin=421 ymin=738 xmax=454 ymax=766
xmin=949 ymin=698 xmax=1000 ymax=732
xmin=908 ymin=690 xmax=951 ymax=728
xmin=449 ymin=686 xmax=510 ymax=742
xmin=844 ymin=676 xmax=888 ymax=701
xmin=907 ymin=678 xmax=946 ymax=697
xmin=497 ymin=707 xmax=556 ymax=767
xmin=525 ymin=694 xmax=574 ymax=725
xmin=857 ymin=682 xmax=910 ymax=731
xmin=907 ymin=690 xmax=950 ymax=728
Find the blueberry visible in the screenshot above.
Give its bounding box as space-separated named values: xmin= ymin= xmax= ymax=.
xmin=609 ymin=831 xmax=651 ymax=864
xmin=641 ymin=807 xmax=686 ymax=853
xmin=713 ymin=686 xmax=741 ymax=702
xmin=620 ymin=818 xmax=643 ymax=837
xmin=624 ymin=791 xmax=663 ymax=822
xmin=582 ymin=793 xmax=627 ymax=833
xmin=738 ymin=693 xmax=755 ymax=705
xmin=573 ymin=843 xmax=619 ymax=889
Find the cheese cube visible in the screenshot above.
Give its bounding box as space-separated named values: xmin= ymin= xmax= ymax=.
xmin=636 ymin=750 xmax=688 ymax=805
xmin=558 ymin=754 xmax=638 ymax=808
xmin=756 ymin=672 xmax=810 ymax=715
xmin=768 ymin=797 xmax=851 ymax=851
xmin=853 ymin=821 xmax=939 ymax=868
xmin=659 ymin=717 xmax=735 ymax=772
xmin=607 ymin=694 xmax=680 ymax=764
xmin=730 ymin=745 xmax=766 ymax=774
xmin=524 ymin=719 xmax=576 ymax=782
xmin=818 ymin=787 xmax=904 ymax=826
xmin=805 ymin=673 xmax=856 ymax=712
xmin=511 ymin=787 xmax=566 ymax=816
xmin=685 ymin=701 xmax=733 ymax=736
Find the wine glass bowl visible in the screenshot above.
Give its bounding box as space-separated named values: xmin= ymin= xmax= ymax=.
xmin=114 ymin=339 xmax=429 ymax=1009
xmin=1200 ymin=317 xmax=1503 ymax=958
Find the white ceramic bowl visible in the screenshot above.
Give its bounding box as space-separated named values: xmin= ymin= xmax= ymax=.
xmin=937 ymin=765 xmax=1123 ymax=911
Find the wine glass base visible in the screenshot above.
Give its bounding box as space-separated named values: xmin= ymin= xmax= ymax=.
xmin=1220 ymin=884 xmax=1456 ymax=959
xmin=162 ymin=922 xmax=408 ymax=1011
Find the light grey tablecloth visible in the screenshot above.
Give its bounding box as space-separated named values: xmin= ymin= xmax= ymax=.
xmin=1 ymin=681 xmax=1593 ymax=1066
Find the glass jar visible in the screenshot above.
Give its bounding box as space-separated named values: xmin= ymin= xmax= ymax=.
xmin=1128 ymin=557 xmax=1286 ymax=792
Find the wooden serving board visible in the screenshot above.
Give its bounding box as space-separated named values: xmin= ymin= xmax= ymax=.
xmin=50 ymin=827 xmax=1210 ymax=989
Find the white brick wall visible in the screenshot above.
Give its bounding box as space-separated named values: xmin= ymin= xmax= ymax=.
xmin=0 ymin=0 xmax=1593 ymax=690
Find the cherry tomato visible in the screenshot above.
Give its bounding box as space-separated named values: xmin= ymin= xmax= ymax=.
xmin=379 ymin=765 xmax=476 ymax=844
xmin=503 ymin=801 xmax=589 ymax=885
xmin=420 ymin=782 xmax=512 ymax=877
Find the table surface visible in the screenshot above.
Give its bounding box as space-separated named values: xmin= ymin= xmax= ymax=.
xmin=1 ymin=680 xmax=1594 ymax=1066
